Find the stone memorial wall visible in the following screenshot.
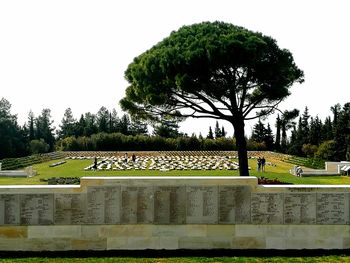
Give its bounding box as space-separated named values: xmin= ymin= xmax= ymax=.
xmin=1 ymin=176 xmax=350 ymax=250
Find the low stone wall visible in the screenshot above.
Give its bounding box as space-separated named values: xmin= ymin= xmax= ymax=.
xmin=0 ymin=166 xmax=36 ymax=178
xmin=291 ymin=162 xmax=350 ymax=177
xmin=1 ymin=176 xmax=350 ymax=250
xmin=0 ymin=171 xmax=28 ymax=178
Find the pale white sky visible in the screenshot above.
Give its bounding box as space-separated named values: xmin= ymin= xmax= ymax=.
xmin=0 ymin=0 xmax=349 ymax=136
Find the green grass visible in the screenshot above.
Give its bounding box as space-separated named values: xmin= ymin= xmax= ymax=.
xmin=1 ymin=256 xmax=350 ymax=263
xmin=283 ymin=156 xmax=325 ymax=169
xmin=1 ymin=157 xmax=350 ymax=185
xmin=0 ymin=153 xmax=63 ymax=170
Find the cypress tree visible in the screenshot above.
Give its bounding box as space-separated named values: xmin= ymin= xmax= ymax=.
xmin=207 ymin=126 xmax=214 ymax=139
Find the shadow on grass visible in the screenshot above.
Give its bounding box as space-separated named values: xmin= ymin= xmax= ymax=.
xmin=1 ymin=249 xmax=350 ymax=259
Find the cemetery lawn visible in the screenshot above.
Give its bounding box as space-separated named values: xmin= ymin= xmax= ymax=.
xmin=1 ymin=256 xmax=350 ymax=262
xmin=1 ymin=158 xmax=350 ymax=185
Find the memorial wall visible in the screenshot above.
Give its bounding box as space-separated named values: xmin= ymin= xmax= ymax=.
xmin=1 ymin=176 xmax=350 ymax=250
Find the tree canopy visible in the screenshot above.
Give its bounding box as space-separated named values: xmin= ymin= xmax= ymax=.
xmin=121 ymin=21 xmax=304 ymax=176
xmin=0 ymin=98 xmax=27 ymax=158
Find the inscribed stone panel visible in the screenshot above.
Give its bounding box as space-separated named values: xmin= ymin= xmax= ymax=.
xmin=20 ymin=194 xmax=54 ymax=225
xmin=186 ymin=186 xmax=218 ymax=224
xmin=284 ymin=193 xmax=316 ymax=224
xmin=0 ymin=194 xmax=20 ymax=225
xmin=219 ymin=186 xmax=251 ymax=224
xmin=251 ymin=193 xmax=283 ymax=224
xmin=54 ymin=193 xmax=87 ymax=224
xmin=121 ymin=186 xmax=154 ymax=224
xmin=154 ymin=186 xmax=186 ymax=224
xmin=137 ymin=186 xmax=154 ymax=223
xmin=316 ymin=193 xmax=349 ymax=224
xmin=87 ymin=186 xmax=121 ymax=224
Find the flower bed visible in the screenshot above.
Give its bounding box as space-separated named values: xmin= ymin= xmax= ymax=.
xmin=258 ymin=177 xmax=292 ymax=185
xmin=40 ymin=177 xmax=80 ymax=185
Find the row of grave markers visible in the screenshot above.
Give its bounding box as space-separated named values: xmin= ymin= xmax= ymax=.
xmin=75 ymin=156 xmax=241 ymax=171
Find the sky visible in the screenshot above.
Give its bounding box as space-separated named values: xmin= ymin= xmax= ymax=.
xmin=0 ymin=0 xmax=349 ymax=137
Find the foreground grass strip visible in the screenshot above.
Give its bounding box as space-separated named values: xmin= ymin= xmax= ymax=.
xmin=2 ymin=257 xmax=350 ymax=263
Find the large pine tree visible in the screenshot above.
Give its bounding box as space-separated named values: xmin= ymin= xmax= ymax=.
xmin=35 ymin=109 xmax=55 ymax=151
xmin=59 ymin=108 xmax=76 ymax=139
xmin=333 ymin=103 xmax=350 ymax=161
xmin=0 ymin=98 xmax=28 ymax=158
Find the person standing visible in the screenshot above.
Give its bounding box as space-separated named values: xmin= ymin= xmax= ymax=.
xmin=261 ymin=156 xmax=266 ymax=172
xmin=93 ymin=157 xmax=97 ymax=170
xmin=257 ymin=157 xmax=262 ymax=172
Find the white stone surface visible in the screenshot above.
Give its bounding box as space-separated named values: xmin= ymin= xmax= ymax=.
xmin=1 ymin=176 xmax=350 ymax=250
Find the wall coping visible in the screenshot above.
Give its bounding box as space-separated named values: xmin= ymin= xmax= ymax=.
xmin=2 ymin=176 xmax=350 ymax=189
xmin=0 ymin=185 xmax=80 ymax=189
xmin=262 ymin=184 xmax=350 ymax=188
xmin=81 ymin=176 xmax=254 ymax=180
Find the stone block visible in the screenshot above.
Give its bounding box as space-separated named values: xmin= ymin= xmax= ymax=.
xmin=0 ymin=226 xmax=27 ymax=238
xmin=211 ymin=237 xmax=232 ymax=249
xmin=152 ymin=225 xmax=187 ymax=237
xmin=0 ymin=238 xmax=71 ymax=251
xmin=99 ymin=225 xmax=129 ymax=237
xmin=235 ymin=225 xmax=264 ymax=237
xmin=178 ymin=237 xmax=212 ymax=249
xmin=178 ymin=237 xmax=231 ymax=249
xmin=28 ymin=226 xmax=81 ymax=238
xmin=236 ymin=225 xmax=286 ymax=238
xmin=231 ymin=237 xmax=266 ymax=249
xmin=317 ymin=225 xmax=350 ymax=238
xmin=0 ymin=238 xmax=26 ymax=250
xmin=72 ymin=238 xmax=107 ymax=250
xmin=266 ymin=237 xmax=286 ymax=249
xmin=159 ymin=236 xmax=179 ymax=249
xmin=286 ymin=237 xmax=343 ymax=249
xmin=127 ymin=237 xmax=160 ymax=249
xmin=124 ymin=225 xmax=155 ymax=237
xmin=184 ymin=225 xmax=207 ymax=237
xmin=314 ymin=237 xmax=343 ymax=249
xmin=265 ymin=225 xmax=285 ymax=237
xmin=107 ymin=237 xmax=128 ymax=249
xmin=99 ymin=225 xmax=154 ymax=237
xmin=30 ymin=238 xmax=72 ymax=251
xmin=285 ymin=225 xmax=350 ymax=239
xmin=81 ymin=225 xmax=100 ymax=238
xmin=342 ymin=237 xmax=350 ymax=249
xmin=285 ymin=225 xmax=316 ymax=238
xmin=207 ymin=225 xmax=235 ymax=237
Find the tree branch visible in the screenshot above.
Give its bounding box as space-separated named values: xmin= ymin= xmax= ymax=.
xmin=242 ymin=99 xmax=264 ymax=118
xmin=244 ymin=99 xmax=283 ymax=120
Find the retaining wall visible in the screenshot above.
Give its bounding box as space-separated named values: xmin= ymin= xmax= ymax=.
xmin=1 ymin=176 xmax=350 ymax=250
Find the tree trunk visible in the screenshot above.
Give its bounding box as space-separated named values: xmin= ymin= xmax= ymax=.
xmin=233 ymin=118 xmax=250 ymax=176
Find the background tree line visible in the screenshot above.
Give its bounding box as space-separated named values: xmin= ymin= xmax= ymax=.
xmin=249 ymin=103 xmax=350 ymax=161
xmin=0 ymin=97 xmax=349 ymax=162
